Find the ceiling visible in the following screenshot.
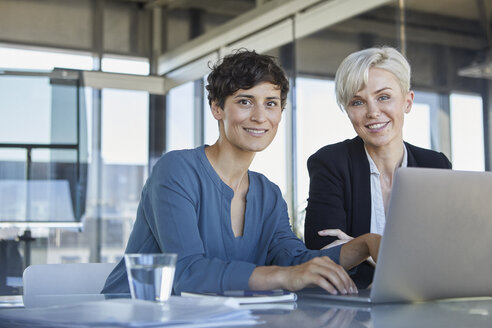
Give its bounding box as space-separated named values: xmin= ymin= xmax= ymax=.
xmin=403 ymin=0 xmax=491 ymax=21
xmin=114 ymin=0 xmax=491 ymax=22
xmin=116 ymin=0 xmax=257 ymax=16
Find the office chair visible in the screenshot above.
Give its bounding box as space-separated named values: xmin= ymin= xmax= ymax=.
xmin=22 ymin=262 xmax=116 ymax=308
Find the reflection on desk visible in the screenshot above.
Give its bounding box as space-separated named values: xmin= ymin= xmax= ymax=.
xmin=0 ymin=296 xmax=257 ymax=327
xmin=371 ymin=299 xmax=492 ymax=328
xmin=0 ymin=295 xmax=23 ymax=308
xmin=291 ymin=292 xmax=492 ymax=328
xmin=26 ymin=293 xmax=130 ymax=308
xmin=255 ymin=292 xmax=492 ymax=328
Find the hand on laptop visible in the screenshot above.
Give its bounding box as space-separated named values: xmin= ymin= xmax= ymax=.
xmin=249 ymin=257 xmax=358 ymax=295
xmin=319 ymin=229 xmax=353 ymax=249
xmin=248 ymin=234 xmax=380 ymax=296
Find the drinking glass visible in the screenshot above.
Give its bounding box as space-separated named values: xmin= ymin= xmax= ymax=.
xmin=124 ymin=253 xmax=177 ymax=302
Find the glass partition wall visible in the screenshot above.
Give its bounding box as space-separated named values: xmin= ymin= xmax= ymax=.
xmin=0 ymin=47 xmax=150 ymax=295
xmin=0 ymin=70 xmax=89 ymax=295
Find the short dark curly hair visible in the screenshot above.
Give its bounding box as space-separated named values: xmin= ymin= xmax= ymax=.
xmin=206 ymin=49 xmax=290 ymax=110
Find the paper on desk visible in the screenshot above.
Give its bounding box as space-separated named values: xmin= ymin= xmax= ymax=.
xmin=181 ymin=290 xmax=297 ymax=304
xmin=0 ymin=296 xmax=259 ymax=328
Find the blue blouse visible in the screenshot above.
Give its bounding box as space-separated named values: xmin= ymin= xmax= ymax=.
xmin=102 ymin=146 xmax=341 ymax=294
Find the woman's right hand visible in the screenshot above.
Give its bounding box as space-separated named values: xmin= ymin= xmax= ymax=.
xmin=318 ymin=229 xmax=354 ymax=250
xmin=249 ymin=257 xmax=357 ymax=295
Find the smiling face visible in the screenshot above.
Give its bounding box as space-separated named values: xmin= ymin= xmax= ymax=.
xmin=211 ymin=81 xmax=282 ymax=153
xmin=345 ymin=67 xmax=414 ymax=152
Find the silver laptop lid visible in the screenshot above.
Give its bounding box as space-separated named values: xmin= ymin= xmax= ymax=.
xmin=371 ymin=167 xmax=492 ymax=303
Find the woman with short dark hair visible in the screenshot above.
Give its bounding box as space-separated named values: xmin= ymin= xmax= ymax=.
xmin=103 ymin=49 xmax=380 ymax=295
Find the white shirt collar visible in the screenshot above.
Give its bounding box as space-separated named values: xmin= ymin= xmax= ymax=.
xmin=364 ymin=143 xmax=408 ymax=175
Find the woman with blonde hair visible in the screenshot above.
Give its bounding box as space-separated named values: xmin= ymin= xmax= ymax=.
xmin=304 ymin=47 xmax=451 ymax=287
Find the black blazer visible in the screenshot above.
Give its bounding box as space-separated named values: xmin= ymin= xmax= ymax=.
xmin=304 ymin=136 xmax=452 ymax=287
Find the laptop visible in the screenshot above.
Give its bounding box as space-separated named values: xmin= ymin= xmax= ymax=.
xmin=302 ymin=167 xmax=492 ymax=304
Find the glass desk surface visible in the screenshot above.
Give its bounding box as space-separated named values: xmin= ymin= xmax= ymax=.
xmin=2 ymin=291 xmax=492 ymax=327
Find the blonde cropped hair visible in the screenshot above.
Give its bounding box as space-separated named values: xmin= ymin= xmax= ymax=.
xmin=334 ymin=46 xmax=411 ymax=111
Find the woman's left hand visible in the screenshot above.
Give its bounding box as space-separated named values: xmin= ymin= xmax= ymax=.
xmin=318 ymin=229 xmax=354 ymax=250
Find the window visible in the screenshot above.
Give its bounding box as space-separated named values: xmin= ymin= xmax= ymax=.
xmin=97 ymin=57 xmax=150 ymax=263
xmin=0 ymin=46 xmax=92 ymax=70
xmin=101 ymin=90 xmax=149 ymax=165
xmin=0 ymin=46 xmax=93 ymax=290
xmin=167 ymin=82 xmax=195 ymax=151
xmin=296 ymin=77 xmax=355 ymax=219
xmin=0 ymin=75 xmax=53 ymax=146
xmin=403 ymin=102 xmax=431 ymax=149
xmin=0 ymin=45 xmax=152 ymax=268
xmin=450 ymin=93 xmax=484 ymax=171
xmin=102 ymin=56 xmax=150 ymax=76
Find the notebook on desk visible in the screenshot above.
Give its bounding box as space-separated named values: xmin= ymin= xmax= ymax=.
xmin=303 ymin=167 xmax=492 ymax=304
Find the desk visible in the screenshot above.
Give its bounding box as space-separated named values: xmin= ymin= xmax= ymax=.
xmin=2 ymin=292 xmax=492 ymax=327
